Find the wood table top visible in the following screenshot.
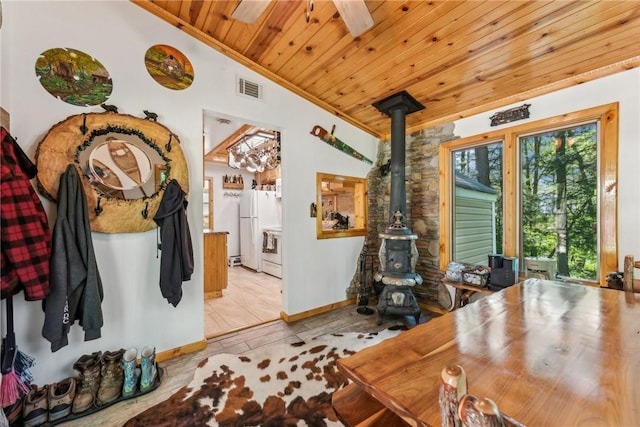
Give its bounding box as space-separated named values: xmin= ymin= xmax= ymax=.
xmin=337 ymin=279 xmax=640 ymax=426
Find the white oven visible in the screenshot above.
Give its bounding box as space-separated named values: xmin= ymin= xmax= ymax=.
xmin=262 ymin=227 xmax=282 ymax=278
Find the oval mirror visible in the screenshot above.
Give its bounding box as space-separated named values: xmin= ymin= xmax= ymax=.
xmin=89 ymin=139 xmax=151 ymax=189
xmin=77 ymin=132 xmax=165 ymax=200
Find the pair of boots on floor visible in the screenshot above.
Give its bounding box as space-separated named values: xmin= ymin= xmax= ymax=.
xmin=74 ymin=346 xmax=157 ymax=409
xmin=22 ymin=345 xmax=156 ymax=427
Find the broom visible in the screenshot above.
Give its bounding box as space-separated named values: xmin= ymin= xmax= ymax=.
xmin=1 ymin=296 xmax=31 ymax=408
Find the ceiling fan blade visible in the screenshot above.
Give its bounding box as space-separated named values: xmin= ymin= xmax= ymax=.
xmin=332 ymin=0 xmax=374 ymax=37
xmin=231 ymin=0 xmax=271 ymax=24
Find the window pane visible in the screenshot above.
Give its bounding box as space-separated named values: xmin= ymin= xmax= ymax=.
xmin=519 ymin=123 xmax=598 ymax=281
xmin=452 ymin=142 xmax=503 ymax=266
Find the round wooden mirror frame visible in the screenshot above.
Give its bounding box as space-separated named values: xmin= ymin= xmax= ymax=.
xmin=36 ymin=112 xmax=189 ymax=233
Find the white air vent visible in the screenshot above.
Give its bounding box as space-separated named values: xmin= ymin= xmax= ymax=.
xmin=237 ymin=77 xmax=263 ymax=101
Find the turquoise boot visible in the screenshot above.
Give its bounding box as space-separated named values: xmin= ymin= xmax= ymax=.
xmin=121 ymin=348 xmax=139 ymax=398
xmin=140 ymin=345 xmax=157 ymax=393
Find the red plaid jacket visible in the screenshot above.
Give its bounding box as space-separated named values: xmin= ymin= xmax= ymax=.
xmin=1 ymin=127 xmax=51 ymax=300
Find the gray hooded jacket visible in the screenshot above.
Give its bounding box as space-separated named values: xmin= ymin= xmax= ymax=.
xmin=43 ymin=164 xmax=103 ymax=352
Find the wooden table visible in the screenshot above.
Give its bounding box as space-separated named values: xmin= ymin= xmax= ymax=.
xmin=334 ymin=279 xmax=640 ymax=426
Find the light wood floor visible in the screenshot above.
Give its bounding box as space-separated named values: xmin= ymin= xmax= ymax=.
xmin=61 ymin=301 xmax=437 ymax=426
xmin=204 ymin=266 xmax=282 ymax=338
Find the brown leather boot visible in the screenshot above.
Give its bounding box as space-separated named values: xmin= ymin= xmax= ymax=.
xmin=71 ymin=351 xmax=102 ymax=414
xmin=96 ymin=349 xmax=125 ymax=405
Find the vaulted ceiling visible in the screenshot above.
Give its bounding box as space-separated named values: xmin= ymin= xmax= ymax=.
xmin=133 ymin=0 xmax=640 ymax=139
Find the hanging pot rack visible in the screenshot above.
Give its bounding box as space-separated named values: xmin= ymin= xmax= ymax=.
xmin=227 ymin=130 xmax=280 ymax=172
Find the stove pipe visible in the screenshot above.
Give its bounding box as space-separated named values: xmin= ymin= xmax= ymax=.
xmin=372 ymin=91 xmax=425 ymax=232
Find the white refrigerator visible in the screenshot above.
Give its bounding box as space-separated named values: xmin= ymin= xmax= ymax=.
xmin=239 ymin=190 xmax=281 ymax=271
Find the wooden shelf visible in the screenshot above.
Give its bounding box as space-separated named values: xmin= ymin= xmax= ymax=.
xmin=222 ymin=182 xmax=244 ymax=189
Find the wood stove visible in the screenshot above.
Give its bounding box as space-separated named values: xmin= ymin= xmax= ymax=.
xmin=372 ymin=91 xmax=424 ymax=325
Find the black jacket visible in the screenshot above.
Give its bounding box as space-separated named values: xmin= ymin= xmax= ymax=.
xmin=42 ymin=164 xmax=103 ymax=352
xmin=153 ymin=180 xmax=193 ymax=306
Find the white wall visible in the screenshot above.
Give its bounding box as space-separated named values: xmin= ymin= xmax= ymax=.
xmin=453 ymin=68 xmax=640 ymax=271
xmin=1 ymin=1 xmax=376 ymax=385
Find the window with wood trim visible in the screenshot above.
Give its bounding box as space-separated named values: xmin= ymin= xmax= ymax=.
xmin=316 ymin=173 xmax=367 ymax=239
xmin=439 ymin=103 xmax=618 ymax=286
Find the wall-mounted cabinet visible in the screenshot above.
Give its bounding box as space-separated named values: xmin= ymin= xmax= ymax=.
xmin=256 ymin=165 xmax=281 ymax=185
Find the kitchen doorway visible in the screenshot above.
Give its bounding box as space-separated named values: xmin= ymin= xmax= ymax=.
xmin=202 ymin=109 xmax=283 ymax=338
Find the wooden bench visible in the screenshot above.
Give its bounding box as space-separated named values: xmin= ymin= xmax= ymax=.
xmin=333 ymin=383 xmax=410 ymax=427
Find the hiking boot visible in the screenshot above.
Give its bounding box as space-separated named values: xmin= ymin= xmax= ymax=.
xmin=48 ymin=377 xmax=75 ymax=421
xmin=72 ymin=351 xmax=102 ymax=414
xmin=122 ymin=347 xmax=139 ymax=398
xmin=140 ymin=345 xmax=157 ymax=394
xmin=96 ymin=348 xmax=125 ymax=405
xmin=23 ymin=385 xmax=49 ymax=427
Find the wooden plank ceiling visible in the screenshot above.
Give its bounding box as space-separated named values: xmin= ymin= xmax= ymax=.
xmin=133 ymin=0 xmax=640 ymax=139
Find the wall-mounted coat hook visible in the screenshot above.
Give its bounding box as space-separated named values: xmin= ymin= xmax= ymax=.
xmin=94 ymin=197 xmax=103 ymax=216
xmin=141 ymin=202 xmax=149 ymax=219
xmin=165 ymin=134 xmax=172 ymax=152
xmin=79 ymin=113 xmax=88 ymax=134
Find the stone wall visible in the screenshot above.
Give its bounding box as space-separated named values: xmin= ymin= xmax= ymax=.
xmin=348 ymin=123 xmax=458 ymax=308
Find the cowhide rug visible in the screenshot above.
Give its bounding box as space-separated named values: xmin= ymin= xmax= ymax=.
xmin=124 ymin=329 xmax=401 ymax=427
